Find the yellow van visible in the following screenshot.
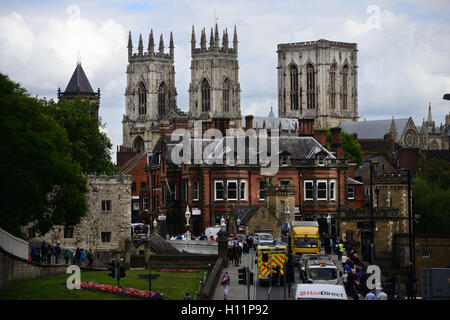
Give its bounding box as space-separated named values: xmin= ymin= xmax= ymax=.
xmin=290 ymin=221 xmax=320 ymax=258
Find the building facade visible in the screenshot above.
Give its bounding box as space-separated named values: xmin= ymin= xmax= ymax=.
xmin=31 ymin=175 xmax=132 ymax=251
xmin=418 ymin=103 xmax=450 ymax=151
xmin=277 ymin=39 xmax=358 ymax=129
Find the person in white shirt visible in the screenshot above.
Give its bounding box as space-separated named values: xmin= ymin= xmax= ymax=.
xmin=377 ymin=288 xmax=388 ymax=300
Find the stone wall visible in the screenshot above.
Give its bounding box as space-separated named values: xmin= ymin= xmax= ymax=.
xmin=32 ymin=174 xmax=132 ymax=253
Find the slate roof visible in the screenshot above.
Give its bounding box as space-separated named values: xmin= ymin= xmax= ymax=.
xmin=340 ymin=118 xmax=410 ymax=143
xmin=243 ymin=116 xmax=299 ymax=131
xmin=64 ymin=63 xmax=94 ymax=94
xmin=234 ymin=206 xmax=263 ymax=225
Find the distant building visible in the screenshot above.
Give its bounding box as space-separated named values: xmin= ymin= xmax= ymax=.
xmin=418 ymin=103 xmax=450 ymax=150
xmin=277 ymin=39 xmax=359 ymax=129
xmin=57 ymin=61 xmax=100 ymax=118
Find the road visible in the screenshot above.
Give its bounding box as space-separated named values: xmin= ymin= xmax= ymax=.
xmin=250 ymin=249 xmax=343 ymax=300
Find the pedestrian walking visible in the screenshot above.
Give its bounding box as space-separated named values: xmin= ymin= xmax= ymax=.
xmin=46 ymin=244 xmax=53 ymax=264
xmin=377 ymin=287 xmax=388 ymax=300
xmin=221 ymin=272 xmax=231 ymax=300
xmin=347 ymin=268 xmax=360 ymax=300
xmin=237 ymin=244 xmax=243 ymax=265
xmin=53 ymin=243 xmax=61 ymax=264
xmin=64 ymin=249 xmax=71 ymax=265
xmin=31 ymin=243 xmax=40 ymax=263
xmin=87 ymin=251 xmax=94 ymax=268
xmin=40 ymin=242 xmax=47 ymax=264
xmin=338 ymin=241 xmax=344 ymax=261
xmin=232 ymin=245 xmax=239 ymax=267
xmin=243 ymin=240 xmax=249 ymax=255
xmin=227 ymin=245 xmax=234 ymax=267
xmin=365 ymin=289 xmax=376 ymax=300
xmin=75 ymin=247 xmax=81 ymax=266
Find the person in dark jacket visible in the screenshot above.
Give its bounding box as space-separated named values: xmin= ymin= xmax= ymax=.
xmin=87 ymin=251 xmax=94 ymax=268
xmin=40 ymin=242 xmax=47 ymax=264
xmin=46 ymin=244 xmax=53 ymax=264
xmin=53 ymin=244 xmax=61 ymax=264
xmin=347 ymin=268 xmax=360 ymax=300
xmin=75 ymin=248 xmax=81 ymax=266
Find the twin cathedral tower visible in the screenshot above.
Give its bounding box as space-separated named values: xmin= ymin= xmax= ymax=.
xmin=121 ymin=24 xmax=358 ymax=153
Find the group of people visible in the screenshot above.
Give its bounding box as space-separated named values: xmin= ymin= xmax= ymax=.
xmin=341 ymin=250 xmax=388 ymax=300
xmin=30 ymin=242 xmax=94 ymax=267
xmin=226 ymin=236 xmax=253 ymax=267
xmin=323 ymin=234 xmax=344 ymax=260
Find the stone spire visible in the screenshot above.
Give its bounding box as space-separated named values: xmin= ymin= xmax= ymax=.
xmin=138 ymin=34 xmax=143 ymax=55
xmin=389 ymin=116 xmax=397 ymax=142
xmin=148 ymin=29 xmax=154 ymax=56
xmin=223 ymin=28 xmax=228 ymax=50
xmin=427 ymin=102 xmax=432 ymax=123
xmin=191 ymin=25 xmax=196 ymax=51
xmin=214 ymin=23 xmax=220 ymax=49
xmin=200 ymin=28 xmax=206 ymax=50
xmin=127 ymin=31 xmax=133 ymax=58
xmin=169 ymin=31 xmax=174 ymax=59
xmin=159 ymin=34 xmax=164 ymax=54
xmin=209 ymin=28 xmax=214 ymax=49
xmin=233 ymin=25 xmax=238 ymax=52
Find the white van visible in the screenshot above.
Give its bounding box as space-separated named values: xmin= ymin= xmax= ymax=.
xmin=291 ymin=283 xmax=348 ymax=300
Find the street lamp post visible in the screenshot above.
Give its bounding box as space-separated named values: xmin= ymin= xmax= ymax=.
xmin=369 ymin=160 xmax=375 ymax=265
xmin=185 ymin=206 xmax=191 ymax=240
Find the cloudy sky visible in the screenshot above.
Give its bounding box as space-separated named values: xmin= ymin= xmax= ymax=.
xmin=1 ymin=0 xmax=449 ymax=162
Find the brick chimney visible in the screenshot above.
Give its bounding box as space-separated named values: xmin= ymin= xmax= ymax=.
xmin=314 ymin=129 xmax=328 ymax=148
xmin=298 ymin=118 xmax=315 ymax=136
xmin=330 ymin=127 xmax=343 ymax=159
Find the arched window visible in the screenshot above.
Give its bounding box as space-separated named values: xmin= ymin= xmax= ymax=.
xmin=306 ymin=64 xmax=316 ymax=109
xmin=329 ymin=64 xmax=337 ymax=109
xmin=223 ymin=78 xmax=230 ymax=112
xmin=201 ymin=78 xmax=210 ymax=112
xmin=138 ymin=83 xmax=147 ymax=115
xmin=158 ymin=82 xmax=166 ymax=116
xmin=341 ymin=64 xmax=349 ymax=110
xmin=290 ymin=65 xmax=299 ymax=110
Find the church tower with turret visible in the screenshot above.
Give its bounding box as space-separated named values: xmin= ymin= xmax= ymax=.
xmin=122 ymin=30 xmax=181 ymax=153
xmin=188 ymin=24 xmax=242 ymax=129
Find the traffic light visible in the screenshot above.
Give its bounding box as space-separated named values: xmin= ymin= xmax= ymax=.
xmin=238 ymin=267 xmax=247 ymax=285
xmin=119 ymin=265 xmax=126 ymax=279
xmin=249 ymin=272 xmax=254 ymax=285
xmin=107 ymin=259 xmax=116 ymax=279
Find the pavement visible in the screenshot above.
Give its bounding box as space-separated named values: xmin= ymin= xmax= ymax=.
xmin=212 ymin=250 xmax=256 ymax=300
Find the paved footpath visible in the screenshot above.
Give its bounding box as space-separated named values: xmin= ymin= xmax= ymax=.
xmin=212 ymin=251 xmax=256 ymax=300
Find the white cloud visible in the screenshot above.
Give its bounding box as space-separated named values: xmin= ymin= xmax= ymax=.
xmin=1 ymin=0 xmax=449 ymax=163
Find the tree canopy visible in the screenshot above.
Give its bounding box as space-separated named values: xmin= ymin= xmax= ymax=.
xmin=413 ymin=157 xmax=450 ymax=235
xmin=0 ymin=73 xmax=88 ymax=236
xmin=327 ymin=129 xmax=363 ymax=166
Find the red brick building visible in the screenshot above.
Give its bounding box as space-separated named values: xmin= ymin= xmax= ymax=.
xmin=143 ymin=117 xmax=365 ymax=238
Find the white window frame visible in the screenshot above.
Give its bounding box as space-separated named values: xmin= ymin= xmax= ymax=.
xmin=227 ymin=180 xmax=238 ymax=201
xmin=304 ymin=180 xmax=314 ymax=201
xmin=193 ymin=181 xmax=199 ymax=201
xmin=240 ymin=180 xmax=248 ymax=201
xmin=214 ymin=180 xmax=224 ymax=201
xmin=330 ymin=180 xmax=336 ymax=201
xmin=348 ymin=186 xmax=355 ymax=200
xmin=317 ymin=180 xmax=328 ymax=201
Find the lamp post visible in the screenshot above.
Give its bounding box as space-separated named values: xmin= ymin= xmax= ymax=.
xmin=185 ymin=206 xmax=191 ymax=240
xmin=368 ymin=159 xmax=376 ymax=265
xmin=153 ymin=219 xmax=157 ymax=234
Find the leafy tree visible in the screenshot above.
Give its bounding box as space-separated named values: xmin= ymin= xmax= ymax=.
xmin=413 ymin=157 xmax=450 ymax=235
xmin=327 ymin=129 xmax=363 ymax=165
xmin=0 ymin=73 xmax=88 ymax=237
xmin=43 ymin=98 xmax=117 ymax=175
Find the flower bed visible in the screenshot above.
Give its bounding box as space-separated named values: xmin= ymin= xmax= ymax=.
xmin=77 ymin=281 xmax=161 ymax=300
xmin=157 ymin=269 xmax=199 ymax=273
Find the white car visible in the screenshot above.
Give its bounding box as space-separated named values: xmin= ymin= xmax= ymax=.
xmin=253 ymin=233 xmax=274 ymax=248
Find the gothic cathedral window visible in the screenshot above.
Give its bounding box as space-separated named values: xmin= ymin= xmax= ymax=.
xmin=330 ymin=64 xmax=337 ymax=109
xmin=223 ymin=78 xmax=230 ymax=112
xmin=138 ymin=83 xmax=147 ymax=116
xmin=341 ymin=64 xmax=349 ymax=110
xmin=202 ymin=78 xmax=210 ymax=112
xmin=290 ymin=65 xmax=299 ymax=110
xmin=306 ymin=64 xmax=316 ymax=109
xmin=158 ymin=82 xmax=166 ymax=116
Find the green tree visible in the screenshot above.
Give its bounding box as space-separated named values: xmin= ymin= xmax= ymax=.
xmin=413 ymin=157 xmax=450 ymax=235
xmin=44 ymin=98 xmax=117 ymax=175
xmin=327 ymin=129 xmax=363 ymax=165
xmin=0 ymin=73 xmax=88 ymax=237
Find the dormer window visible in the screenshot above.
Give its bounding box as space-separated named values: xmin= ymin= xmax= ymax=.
xmin=318 ymin=157 xmax=325 ymax=166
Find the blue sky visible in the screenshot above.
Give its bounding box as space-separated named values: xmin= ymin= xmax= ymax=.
xmin=1 ymin=0 xmax=449 ymax=162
